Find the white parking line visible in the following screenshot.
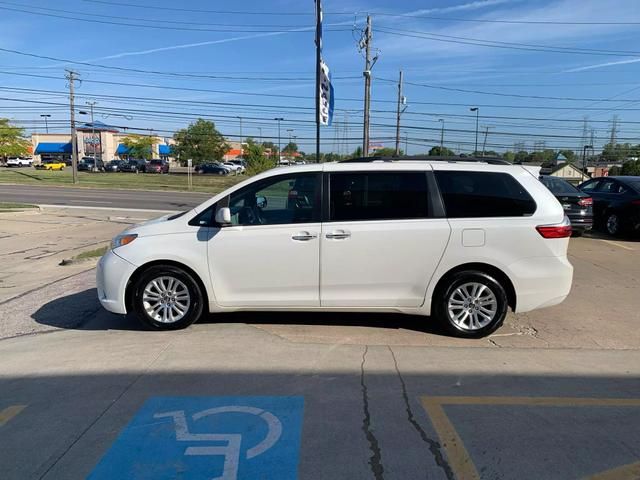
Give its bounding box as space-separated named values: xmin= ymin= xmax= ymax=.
xmin=600 ymin=239 xmax=635 ymax=251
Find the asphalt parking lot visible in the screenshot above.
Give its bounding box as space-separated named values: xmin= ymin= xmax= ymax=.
xmin=1 ymin=209 xmax=639 ymax=479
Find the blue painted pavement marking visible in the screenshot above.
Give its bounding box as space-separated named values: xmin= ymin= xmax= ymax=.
xmin=88 ymin=396 xmax=304 ymax=480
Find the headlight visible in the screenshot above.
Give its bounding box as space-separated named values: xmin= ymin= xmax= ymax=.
xmin=111 ymin=233 xmax=138 ymax=249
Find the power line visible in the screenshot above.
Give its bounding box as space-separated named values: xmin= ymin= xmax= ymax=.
xmin=370 ymin=12 xmax=640 ymax=26
xmin=378 ymin=76 xmax=640 ymax=102
xmin=82 ymin=0 xmax=640 ymax=26
xmin=0 ymin=4 xmax=353 ymax=33
xmin=377 ymin=26 xmax=640 ymax=57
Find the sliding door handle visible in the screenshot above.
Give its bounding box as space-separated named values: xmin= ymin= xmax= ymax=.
xmin=326 ymin=231 xmax=351 ymax=240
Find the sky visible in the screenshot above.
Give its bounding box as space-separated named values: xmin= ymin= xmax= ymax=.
xmin=3 ymin=0 xmax=640 ymax=155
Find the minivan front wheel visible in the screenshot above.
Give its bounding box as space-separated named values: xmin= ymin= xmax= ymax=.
xmin=435 ymin=271 xmax=508 ymax=338
xmin=132 ymin=265 xmax=204 ymax=330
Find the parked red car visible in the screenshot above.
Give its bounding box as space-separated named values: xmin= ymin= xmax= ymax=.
xmin=148 ymin=159 xmax=169 ymax=174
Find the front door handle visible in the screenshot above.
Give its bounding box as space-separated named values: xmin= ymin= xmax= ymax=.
xmin=292 ymin=232 xmax=317 ymax=241
xmin=326 ymin=230 xmax=351 ymax=240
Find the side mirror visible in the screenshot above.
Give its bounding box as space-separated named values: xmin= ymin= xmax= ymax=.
xmin=215 ymin=207 xmax=231 ymax=225
xmin=256 ymin=196 xmax=268 ymax=209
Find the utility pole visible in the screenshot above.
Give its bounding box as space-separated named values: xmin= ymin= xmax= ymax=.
xmin=40 ymin=114 xmax=51 ymax=134
xmin=404 ymin=132 xmax=408 ymax=155
xmin=481 ymin=126 xmax=493 ymax=157
xmin=237 ymin=116 xmax=243 ymax=154
xmin=395 ymin=70 xmax=403 ymax=156
xmin=66 ymin=70 xmax=79 ymax=184
xmin=438 ymin=119 xmax=445 ymax=150
xmin=361 ymin=15 xmax=372 ymax=157
xmin=470 ymin=107 xmax=479 ymax=155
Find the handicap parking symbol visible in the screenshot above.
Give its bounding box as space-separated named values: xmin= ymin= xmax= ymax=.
xmin=88 ymin=396 xmax=304 ymax=480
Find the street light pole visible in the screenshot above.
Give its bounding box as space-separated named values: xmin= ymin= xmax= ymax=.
xmin=470 ymin=107 xmax=479 ymax=155
xmin=237 ymin=116 xmax=243 ymax=155
xmin=40 ymin=114 xmax=51 ymax=134
xmin=582 ymin=145 xmax=594 ymax=175
xmin=274 ymin=117 xmax=284 ymax=164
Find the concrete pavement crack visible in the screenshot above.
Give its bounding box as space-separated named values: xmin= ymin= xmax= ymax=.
xmin=387 ymin=346 xmax=456 ymax=480
xmin=360 ymin=345 xmax=385 ymax=480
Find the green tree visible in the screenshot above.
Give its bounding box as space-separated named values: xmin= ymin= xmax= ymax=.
xmin=348 ymin=146 xmax=363 ymax=159
xmin=173 ymin=119 xmax=229 ymax=166
xmin=602 ymin=142 xmax=632 ymax=163
xmin=372 ymin=147 xmax=402 ymax=157
xmin=608 ymin=165 xmax=622 ymax=176
xmin=0 ymin=118 xmax=30 ymax=160
xmin=243 ymin=139 xmax=273 ymax=175
xmin=122 ymin=135 xmax=156 ymax=160
xmin=558 ymin=149 xmax=576 ymax=163
xmin=621 ymin=159 xmax=640 ymax=175
xmin=282 ymin=142 xmax=298 ymax=154
xmin=514 ymin=150 xmax=529 ymax=163
xmin=502 ymin=151 xmax=516 ymax=162
xmin=428 ymin=146 xmax=455 ymax=156
xmin=261 ymin=141 xmax=279 ymax=160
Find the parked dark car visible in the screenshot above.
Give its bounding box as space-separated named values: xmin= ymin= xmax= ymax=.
xmin=194 ymin=163 xmax=229 ymax=175
xmin=539 ymin=176 xmax=593 ymax=236
xmin=120 ymin=159 xmax=148 ymax=173
xmin=78 ymin=157 xmax=105 ymax=172
xmin=578 ymin=176 xmax=640 ymax=236
xmin=148 ymin=159 xmax=169 ymax=174
xmin=105 ymin=160 xmax=125 ymax=172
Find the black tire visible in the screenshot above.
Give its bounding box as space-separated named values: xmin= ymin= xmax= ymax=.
xmin=434 ymin=271 xmax=508 ymax=338
xmin=132 ymin=265 xmax=204 ymax=331
xmin=605 ymin=212 xmax=623 ymax=237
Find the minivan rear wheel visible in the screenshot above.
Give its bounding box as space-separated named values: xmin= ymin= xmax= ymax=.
xmin=435 ymin=271 xmax=508 ymax=338
xmin=132 ymin=265 xmax=204 ymax=330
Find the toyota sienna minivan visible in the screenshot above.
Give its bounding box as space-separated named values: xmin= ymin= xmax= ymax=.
xmin=97 ymin=158 xmax=573 ymax=338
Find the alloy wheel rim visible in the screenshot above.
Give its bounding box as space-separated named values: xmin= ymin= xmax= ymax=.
xmin=447 ymin=282 xmax=498 ymax=331
xmin=607 ymin=215 xmax=619 ymax=234
xmin=142 ymin=276 xmax=191 ymax=323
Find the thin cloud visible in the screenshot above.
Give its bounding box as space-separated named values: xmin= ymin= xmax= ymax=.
xmin=564 ymin=57 xmax=640 ymax=73
xmin=407 ymin=0 xmax=515 ymax=15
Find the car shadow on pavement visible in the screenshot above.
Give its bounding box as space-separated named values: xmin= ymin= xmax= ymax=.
xmin=32 ymin=288 xmax=447 ymax=336
xmin=31 ymin=288 xmax=144 ymax=332
xmin=201 ymin=311 xmax=448 ymax=337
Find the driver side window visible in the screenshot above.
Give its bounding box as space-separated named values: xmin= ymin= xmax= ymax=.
xmin=228 ymin=173 xmax=320 ymax=226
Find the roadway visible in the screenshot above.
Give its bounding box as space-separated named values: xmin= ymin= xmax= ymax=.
xmin=0 ymin=184 xmax=211 ymax=211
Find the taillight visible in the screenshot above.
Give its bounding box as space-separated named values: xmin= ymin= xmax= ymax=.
xmin=536 ymin=217 xmax=572 ymax=238
xmin=631 ymin=199 xmax=640 ymax=206
xmin=577 ymin=197 xmax=593 ymax=207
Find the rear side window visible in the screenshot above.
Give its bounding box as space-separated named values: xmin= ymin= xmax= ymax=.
xmin=329 ymin=172 xmax=429 ymax=222
xmin=434 ymin=171 xmax=536 ymax=218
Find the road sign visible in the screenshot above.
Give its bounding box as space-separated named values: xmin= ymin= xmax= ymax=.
xmin=89 ymin=396 xmax=304 ymax=480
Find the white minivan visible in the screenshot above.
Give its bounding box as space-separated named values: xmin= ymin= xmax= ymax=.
xmin=97 ymin=159 xmax=573 ymax=338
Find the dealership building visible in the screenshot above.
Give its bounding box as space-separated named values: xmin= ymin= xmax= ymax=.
xmin=31 ymin=121 xmax=174 ymax=163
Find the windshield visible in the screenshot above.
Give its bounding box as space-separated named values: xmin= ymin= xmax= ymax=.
xmin=540 ymin=176 xmax=579 ymax=195
xmin=150 ymin=160 xmax=162 ymax=165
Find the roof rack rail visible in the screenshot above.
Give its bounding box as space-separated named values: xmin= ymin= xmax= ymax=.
xmin=340 ymin=155 xmax=511 ymax=166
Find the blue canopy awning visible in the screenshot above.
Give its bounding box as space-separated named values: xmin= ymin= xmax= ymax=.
xmin=116 ymin=144 xmax=130 ymax=155
xmin=158 ymin=145 xmax=172 ymax=155
xmin=34 ymin=142 xmax=72 ymax=154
